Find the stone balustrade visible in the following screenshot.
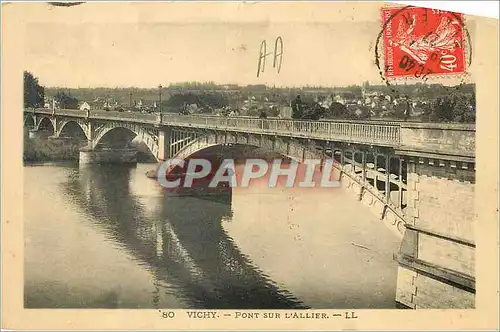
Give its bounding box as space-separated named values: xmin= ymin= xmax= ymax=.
xmin=397 ymin=123 xmax=476 ymax=162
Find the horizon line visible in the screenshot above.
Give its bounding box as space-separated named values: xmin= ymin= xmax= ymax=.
xmin=41 ymin=82 xmax=475 ymax=90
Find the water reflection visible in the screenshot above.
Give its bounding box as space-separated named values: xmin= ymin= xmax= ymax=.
xmin=25 ymin=161 xmax=400 ymax=309
xmin=62 ymin=165 xmax=307 ymax=309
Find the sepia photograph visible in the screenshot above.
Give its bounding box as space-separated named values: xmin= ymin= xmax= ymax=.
xmin=2 ymin=1 xmax=499 ymax=330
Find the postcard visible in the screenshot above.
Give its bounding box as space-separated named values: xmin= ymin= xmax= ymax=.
xmin=2 ymin=1 xmax=498 ymax=330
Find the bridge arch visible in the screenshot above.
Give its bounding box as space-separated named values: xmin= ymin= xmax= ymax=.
xmin=172 ymin=131 xmax=321 ymax=162
xmin=36 ymin=116 xmax=55 ymax=134
xmin=56 ymin=119 xmax=89 ymax=140
xmin=23 ymin=114 xmax=36 ymax=128
xmin=93 ymin=123 xmax=160 ymax=158
xmin=171 ymin=132 xmax=407 ymax=239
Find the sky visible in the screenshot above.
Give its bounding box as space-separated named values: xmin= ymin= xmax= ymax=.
xmin=25 ymin=22 xmax=383 ymax=88
xmin=19 ymin=2 xmax=473 ymax=89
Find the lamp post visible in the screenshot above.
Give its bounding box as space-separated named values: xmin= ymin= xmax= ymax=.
xmin=158 ymin=84 xmax=163 ymax=112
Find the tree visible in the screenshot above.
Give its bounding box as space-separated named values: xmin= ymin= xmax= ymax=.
xmin=164 ymin=92 xmax=229 ymax=112
xmin=390 ymin=101 xmax=409 ymax=119
xmin=291 ymin=95 xmax=304 ymax=119
xmin=431 ymin=97 xmax=452 ymax=122
xmin=355 ymin=106 xmax=372 ymax=120
xmin=451 ymin=94 xmax=475 ymax=123
xmin=301 ymin=102 xmax=326 ymax=120
xmin=55 ymin=91 xmax=79 ymax=109
xmin=267 ymin=105 xmax=281 ymax=117
xmin=420 ymin=102 xmax=433 ymax=121
xmin=430 ymin=94 xmax=475 ymax=123
xmin=470 ymin=91 xmax=476 ymax=110
xmin=469 ymin=91 xmax=476 ymax=120
xmin=326 ymin=102 xmax=348 ymax=119
xmin=24 ymin=71 xmax=45 ymax=108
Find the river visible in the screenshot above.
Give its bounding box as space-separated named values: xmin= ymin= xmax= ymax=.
xmin=24 ymin=162 xmax=401 ymax=309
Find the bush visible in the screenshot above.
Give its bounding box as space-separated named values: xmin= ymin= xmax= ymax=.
xmin=23 ymin=137 xmax=85 ymax=162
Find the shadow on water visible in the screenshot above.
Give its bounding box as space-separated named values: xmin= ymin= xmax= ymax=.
xmin=61 ymin=164 xmax=308 ymax=309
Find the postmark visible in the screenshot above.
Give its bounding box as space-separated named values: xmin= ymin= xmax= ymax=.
xmin=375 ymin=6 xmax=472 ymax=83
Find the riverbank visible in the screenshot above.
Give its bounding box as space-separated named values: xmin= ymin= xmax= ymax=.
xmin=23 ymin=137 xmax=84 ymax=163
xmin=24 ymin=136 xmax=157 ymax=164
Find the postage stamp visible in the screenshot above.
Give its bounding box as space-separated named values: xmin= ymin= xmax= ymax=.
xmin=381 ymin=6 xmax=468 ymax=79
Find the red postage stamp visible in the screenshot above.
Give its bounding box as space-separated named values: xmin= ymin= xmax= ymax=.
xmin=381 ymin=6 xmax=467 ymax=79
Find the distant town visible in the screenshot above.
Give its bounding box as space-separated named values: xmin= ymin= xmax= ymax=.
xmin=25 ymin=72 xmax=476 ymax=123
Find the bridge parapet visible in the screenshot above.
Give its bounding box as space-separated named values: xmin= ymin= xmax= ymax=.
xmin=161 ymin=114 xmax=401 ymax=147
xmin=396 ymin=123 xmax=475 ymax=163
xmin=91 ymin=112 xmax=157 ymax=124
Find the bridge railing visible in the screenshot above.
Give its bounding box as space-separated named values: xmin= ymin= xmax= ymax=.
xmin=161 ymin=114 xmax=401 ymax=146
xmin=27 ymin=108 xmax=52 ymax=114
xmin=28 ymin=108 xmax=401 ymax=146
xmin=91 ymin=111 xmax=157 ymax=123
xmin=57 ymin=109 xmax=87 ymax=117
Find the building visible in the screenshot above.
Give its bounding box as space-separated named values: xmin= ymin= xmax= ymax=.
xmin=280 ymin=106 xmax=293 ymax=118
xmin=134 ymin=99 xmax=144 ymax=110
xmin=320 ymin=95 xmax=334 ymax=109
xmin=334 ymin=95 xmax=346 ymax=104
xmin=79 ymin=101 xmax=91 ymax=111
xmin=103 ymin=99 xmax=118 ymax=110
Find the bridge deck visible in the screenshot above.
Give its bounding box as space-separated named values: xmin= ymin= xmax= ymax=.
xmin=28 ymin=108 xmax=401 ymax=147
xmin=26 ymin=108 xmax=476 ymax=159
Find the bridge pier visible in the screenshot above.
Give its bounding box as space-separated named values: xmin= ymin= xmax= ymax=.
xmin=79 ymin=147 xmax=138 ymax=165
xmin=394 ymin=159 xmax=475 ymax=309
xmin=393 ymin=123 xmax=476 ymax=309
xmin=86 ymin=121 xmax=96 ymax=150
xmin=28 ymin=129 xmax=50 ymax=139
xmin=157 ymin=128 xmax=172 ymax=161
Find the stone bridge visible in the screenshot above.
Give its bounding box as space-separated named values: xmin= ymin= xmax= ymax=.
xmin=24 ymin=108 xmax=476 ymax=309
